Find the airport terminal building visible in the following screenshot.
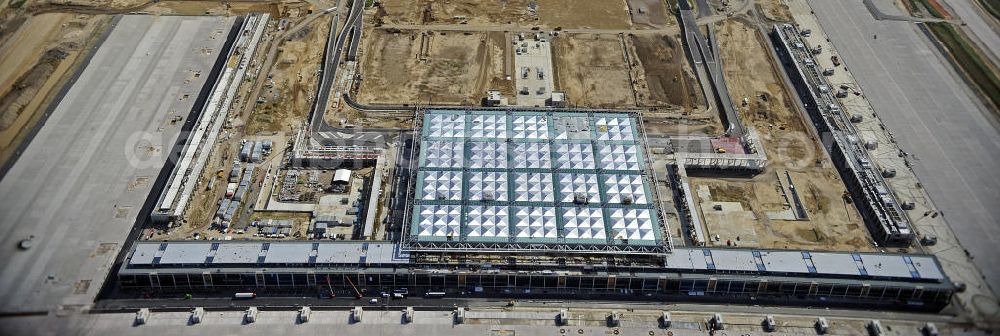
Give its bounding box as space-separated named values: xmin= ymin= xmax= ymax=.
xmin=115 ymin=109 xmax=956 ymax=312
xmin=117 ymin=241 xmax=953 ymax=311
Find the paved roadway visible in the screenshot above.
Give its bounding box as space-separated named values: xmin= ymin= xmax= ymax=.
xmin=806 ymin=0 xmax=1000 ymax=294
xmin=942 ymin=0 xmax=1000 ymax=66
xmin=677 ymin=2 xmax=744 ymax=136
xmin=2 ymin=299 xmax=969 ymax=336
xmin=310 ymin=0 xmax=363 ymax=132
xmin=0 ymin=16 xmax=234 ymax=314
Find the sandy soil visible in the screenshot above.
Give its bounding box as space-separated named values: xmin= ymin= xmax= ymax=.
xmin=704 ymin=18 xmax=872 ymax=252
xmin=378 ymin=0 xmax=534 ymax=26
xmin=625 ymin=0 xmax=675 ymax=29
xmin=0 ymin=13 xmax=67 ymax=99
xmin=629 ymin=33 xmax=703 ymax=110
xmin=356 ymin=29 xmax=510 ymax=105
xmin=551 ymin=33 xmax=634 ymax=108
xmin=537 ymin=0 xmax=631 ymax=29
xmin=378 ymin=0 xmax=631 ymax=29
xmin=143 ymin=1 xmax=286 ymax=16
xmin=246 ymin=17 xmax=328 ymax=134
xmin=757 ymin=0 xmax=793 ymax=22
xmin=0 ymin=13 xmax=105 ymax=168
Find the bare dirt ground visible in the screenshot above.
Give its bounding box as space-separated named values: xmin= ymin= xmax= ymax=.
xmin=377 ymin=0 xmax=631 ymax=29
xmin=0 ymin=13 xmax=106 ymax=169
xmin=625 ymin=0 xmax=675 ymax=29
xmin=356 ymin=29 xmax=510 ymax=105
xmin=377 ymin=0 xmax=534 ymax=26
xmin=143 ymin=1 xmax=284 ymax=16
xmin=700 ymin=18 xmax=873 ymax=252
xmin=23 ymin=0 xmax=298 ymax=15
xmin=757 ymin=0 xmax=793 ymax=22
xmin=552 ymin=33 xmax=634 ymax=108
xmin=537 ymin=0 xmax=631 ymax=29
xmin=628 ymin=33 xmax=703 ymax=110
xmin=246 ymin=16 xmax=328 ymax=134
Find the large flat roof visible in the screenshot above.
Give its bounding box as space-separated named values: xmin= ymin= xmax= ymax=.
xmin=128 ymin=241 xmax=408 ymax=268
xmin=665 ymin=248 xmax=946 ymax=282
xmin=410 ymin=110 xmax=666 ymax=253
xmin=122 ymin=242 xmax=950 ymax=286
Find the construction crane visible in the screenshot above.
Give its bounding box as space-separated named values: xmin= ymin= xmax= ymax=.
xmin=325 ymin=275 xmax=336 ymax=299
xmin=344 ymin=275 xmax=362 ymax=299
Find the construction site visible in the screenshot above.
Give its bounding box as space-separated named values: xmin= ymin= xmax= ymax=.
xmin=2 ymin=0 xmax=998 ymax=334
xmin=111 ymin=0 xmax=953 ymax=308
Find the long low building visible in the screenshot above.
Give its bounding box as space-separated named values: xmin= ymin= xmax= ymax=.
xmin=770 ymin=24 xmax=915 ymax=246
xmin=115 ymin=241 xmax=954 ymax=311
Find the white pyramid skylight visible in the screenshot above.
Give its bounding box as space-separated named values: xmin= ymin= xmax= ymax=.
xmin=603 ymin=174 xmax=648 ymax=204
xmin=420 ymin=170 xmax=463 ymax=201
xmin=468 ymin=172 xmax=508 ymax=202
xmin=558 ymin=173 xmax=600 ymax=204
xmin=416 ymin=204 xmax=461 ymax=237
xmin=413 ymin=110 xmax=665 ymax=250
xmin=599 ymin=143 xmax=642 ymax=171
xmin=470 ymin=114 xmax=507 ymax=139
xmin=554 ymin=143 xmax=595 ymax=169
xmin=466 ymin=205 xmax=509 ymax=238
xmin=607 ymin=208 xmax=655 ymax=241
xmin=511 ymin=115 xmax=548 ymax=139
xmin=595 ymin=116 xmax=634 ymax=141
xmin=511 ymin=142 xmax=552 ymax=169
xmin=422 ymin=140 xmax=464 ymax=168
xmin=562 ymin=207 xmax=606 ymax=239
xmin=512 ymin=172 xmax=554 ymax=202
xmin=468 ymin=142 xmax=507 ymax=169
xmin=513 ymin=173 xmax=555 ymax=202
xmin=512 ymin=206 xmax=557 ymax=239
xmin=427 ymin=113 xmax=466 ymax=138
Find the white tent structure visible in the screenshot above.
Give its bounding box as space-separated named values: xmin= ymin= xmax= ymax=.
xmin=512 ymin=206 xmax=557 ymax=239
xmin=512 ymin=172 xmax=554 ymax=202
xmin=333 ymin=169 xmax=352 ymax=183
xmin=558 ymin=173 xmax=600 ymax=204
xmin=422 ymin=140 xmax=464 ymax=168
xmin=599 ymin=144 xmax=642 ymax=171
xmin=608 ymin=208 xmax=655 ymax=241
xmin=603 ymin=174 xmax=648 ymax=204
xmin=511 ymin=115 xmax=548 ymax=139
xmin=511 ymin=142 xmax=551 ymax=169
xmin=420 ymin=170 xmax=463 ymax=201
xmin=468 ymin=172 xmax=508 ymax=202
xmin=555 ymin=143 xmax=595 ymax=169
xmin=469 ymin=114 xmax=507 ymax=139
xmin=562 ymin=207 xmax=606 ymax=240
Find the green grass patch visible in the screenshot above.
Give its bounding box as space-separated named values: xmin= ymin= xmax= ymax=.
xmin=8 ymin=0 xmax=26 ymax=8
xmin=977 ymin=0 xmax=1000 ymax=22
xmin=905 ymin=0 xmax=945 ymax=18
xmin=926 ymin=22 xmax=1000 ymax=111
